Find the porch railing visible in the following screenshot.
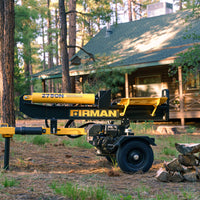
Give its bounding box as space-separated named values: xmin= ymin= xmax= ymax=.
xmin=169 ymin=93 xmax=200 ymax=111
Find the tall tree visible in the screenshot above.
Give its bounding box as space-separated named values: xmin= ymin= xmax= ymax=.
xmin=59 ymin=0 xmax=71 ymax=93
xmin=0 ymin=0 xmax=15 ymax=126
xmin=0 ymin=0 xmax=4 ymax=121
xmin=47 ymin=0 xmax=54 ymax=92
xmin=42 ymin=17 xmax=47 ymax=70
xmin=69 ymin=0 xmax=76 ymax=92
xmin=128 ymin=0 xmax=132 ymax=21
xmin=55 ymin=7 xmax=59 ymax=66
xmin=0 ymin=0 xmax=3 ymax=116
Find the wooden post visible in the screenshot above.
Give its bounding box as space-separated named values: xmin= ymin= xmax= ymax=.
xmin=42 ymin=79 xmax=46 ymax=92
xmin=178 ymin=66 xmax=185 ymax=126
xmin=125 ymin=73 xmax=129 ymax=98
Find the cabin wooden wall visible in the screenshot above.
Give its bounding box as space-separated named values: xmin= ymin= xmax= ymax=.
xmin=128 ymin=65 xmax=200 ymax=120
xmin=128 ymin=65 xmax=177 ymax=97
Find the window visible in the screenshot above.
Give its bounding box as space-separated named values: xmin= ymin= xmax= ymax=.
xmin=136 ymin=75 xmax=161 ymax=84
xmin=134 ymin=75 xmax=161 ymax=97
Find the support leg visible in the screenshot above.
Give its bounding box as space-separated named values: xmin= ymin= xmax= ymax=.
xmin=4 ymin=137 xmax=10 ymax=170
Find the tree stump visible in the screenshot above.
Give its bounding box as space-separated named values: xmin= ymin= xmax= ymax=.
xmin=156 ymin=126 xmax=178 ymax=135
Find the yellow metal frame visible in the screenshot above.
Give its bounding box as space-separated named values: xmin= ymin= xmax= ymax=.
xmin=118 ymin=97 xmax=168 ymax=116
xmin=0 ymin=123 xmax=9 ymax=127
xmin=0 ymin=127 xmax=15 ymax=138
xmin=43 ymin=128 xmax=87 ymax=136
xmin=0 ymin=127 xmax=87 ymax=138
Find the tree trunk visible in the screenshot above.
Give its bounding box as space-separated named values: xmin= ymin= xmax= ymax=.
xmin=0 ymin=0 xmax=4 ymax=121
xmin=29 ymin=64 xmax=34 ymax=94
xmin=23 ymin=53 xmax=31 ymax=94
xmin=69 ymin=0 xmax=76 ymax=93
xmin=0 ymin=0 xmax=15 ymax=126
xmin=68 ymin=0 xmax=76 ymax=60
xmin=47 ymin=0 xmax=53 ymax=92
xmin=132 ymin=2 xmax=136 ymax=21
xmin=55 ymin=7 xmax=59 ymax=66
xmin=179 ymin=0 xmax=183 ymax=10
xmin=42 ymin=17 xmax=46 ymax=70
xmin=115 ymin=0 xmax=118 ymax=24
xmin=59 ymin=0 xmax=71 ymax=93
xmin=128 ymin=0 xmax=132 ymax=22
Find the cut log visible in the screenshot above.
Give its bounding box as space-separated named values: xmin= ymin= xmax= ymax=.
xmin=183 ymin=169 xmax=200 ymax=182
xmin=156 ymin=168 xmax=170 ymax=182
xmin=156 ymin=168 xmax=184 ymax=182
xmin=194 ymin=166 xmax=200 ymax=180
xmin=164 ymin=158 xmax=184 ymax=172
xmin=175 ymin=143 xmax=200 ymax=155
xmin=169 ymin=172 xmax=184 ymax=182
xmin=178 ymin=154 xmax=197 ymax=167
xmin=195 ymin=153 xmax=200 ymax=164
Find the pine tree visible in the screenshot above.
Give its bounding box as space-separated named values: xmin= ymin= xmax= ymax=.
xmin=0 ymin=0 xmax=15 ymax=126
xmin=59 ymin=0 xmax=71 ymax=93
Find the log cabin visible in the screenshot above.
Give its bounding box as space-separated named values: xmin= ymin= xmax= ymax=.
xmin=32 ymin=10 xmax=200 ymax=125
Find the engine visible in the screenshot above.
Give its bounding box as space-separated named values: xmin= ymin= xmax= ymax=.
xmin=86 ymin=123 xmax=127 ymax=155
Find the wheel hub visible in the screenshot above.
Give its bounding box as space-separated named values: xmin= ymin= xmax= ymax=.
xmin=133 ymin=154 xmax=140 ymax=161
xmin=128 ymin=150 xmax=144 ymax=164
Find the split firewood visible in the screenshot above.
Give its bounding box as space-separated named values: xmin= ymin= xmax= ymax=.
xmin=156 ymin=168 xmax=170 ymax=182
xmin=178 ymin=154 xmax=197 ymax=167
xmin=175 ymin=143 xmax=200 ymax=155
xmin=195 ymin=154 xmax=200 ymax=165
xmin=169 ymin=172 xmax=184 ymax=182
xmin=194 ymin=166 xmax=200 ymax=179
xmin=164 ymin=158 xmax=184 ymax=172
xmin=156 ymin=168 xmax=184 ymax=182
xmin=183 ymin=169 xmax=200 ymax=182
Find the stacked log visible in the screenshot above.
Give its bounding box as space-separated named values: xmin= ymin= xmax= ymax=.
xmin=156 ymin=143 xmax=200 ymax=182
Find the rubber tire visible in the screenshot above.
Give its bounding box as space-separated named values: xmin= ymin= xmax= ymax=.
xmin=116 ymin=140 xmax=154 ymax=173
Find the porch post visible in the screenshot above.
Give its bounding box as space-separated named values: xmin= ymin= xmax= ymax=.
xmin=178 ymin=66 xmax=185 ymax=126
xmin=125 ymin=73 xmax=129 ymax=98
xmin=42 ymin=79 xmax=46 ymax=92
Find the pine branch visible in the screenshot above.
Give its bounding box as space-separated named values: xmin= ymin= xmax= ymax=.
xmin=67 ymin=45 xmax=95 ymax=61
xmin=66 ymin=10 xmax=91 ymax=16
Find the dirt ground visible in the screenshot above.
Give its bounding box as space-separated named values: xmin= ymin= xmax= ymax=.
xmin=0 ymin=121 xmax=199 ymax=199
